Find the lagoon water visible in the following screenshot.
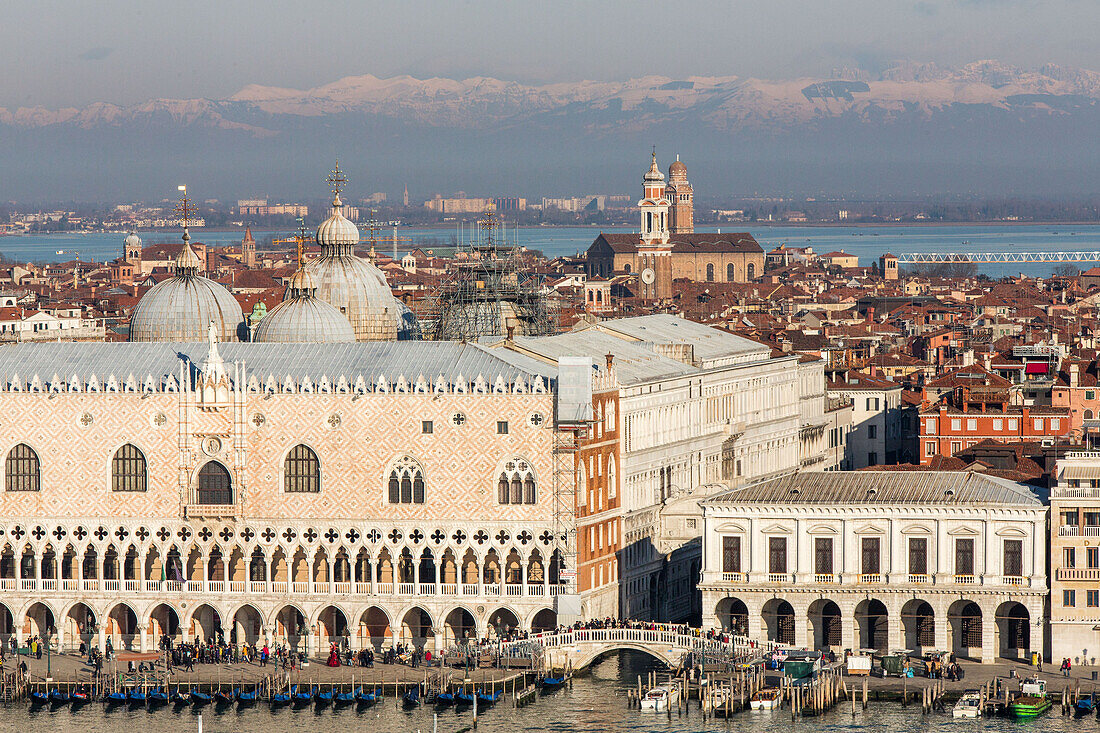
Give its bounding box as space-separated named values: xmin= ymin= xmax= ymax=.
xmin=2 ymin=651 xmax=1094 ymax=733
xmin=5 ymin=224 xmax=1100 ymax=278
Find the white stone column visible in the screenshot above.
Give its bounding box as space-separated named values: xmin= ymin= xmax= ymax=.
xmin=934 ymin=599 xmax=949 ymax=652
xmin=840 ymin=598 xmax=855 ymax=652
xmin=792 ymin=599 xmax=810 ymax=649
xmin=139 ymin=628 xmax=148 ymax=653
xmin=981 ymin=604 xmax=996 ymax=663
xmin=97 ymin=625 xmax=106 ymax=654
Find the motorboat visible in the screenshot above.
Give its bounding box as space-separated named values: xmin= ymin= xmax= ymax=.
xmin=641 ymin=685 xmax=672 ymax=712
xmin=1009 ymin=678 xmax=1051 ymax=719
xmin=952 ymin=691 xmax=982 ymax=718
xmin=750 ymin=687 xmax=781 ymax=710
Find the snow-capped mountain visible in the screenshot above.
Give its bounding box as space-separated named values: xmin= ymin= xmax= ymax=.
xmin=2 ymin=61 xmax=1098 ymax=200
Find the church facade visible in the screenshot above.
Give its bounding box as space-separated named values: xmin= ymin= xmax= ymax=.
xmin=585 ymin=155 xmax=764 ymax=293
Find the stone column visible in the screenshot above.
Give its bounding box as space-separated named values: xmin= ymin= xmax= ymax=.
xmin=413 ymin=557 xmax=419 ymax=594
xmin=839 ymin=598 xmax=855 ymax=652
xmin=981 ymin=604 xmax=996 ymax=663
xmin=934 ymin=599 xmax=949 ymax=652
xmin=33 ymin=552 xmax=41 ymax=590
xmin=792 ymin=599 xmax=810 ymax=649
xmin=139 ymin=627 xmax=148 ymax=653
xmin=97 ymin=625 xmax=106 ymax=654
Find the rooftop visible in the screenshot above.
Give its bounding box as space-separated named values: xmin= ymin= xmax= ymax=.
xmin=703 ymin=470 xmax=1042 ymax=507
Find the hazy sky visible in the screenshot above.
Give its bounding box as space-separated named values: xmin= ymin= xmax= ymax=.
xmin=4 ymin=0 xmax=1097 ymax=108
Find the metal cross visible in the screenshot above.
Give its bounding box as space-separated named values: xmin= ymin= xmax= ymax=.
xmin=326 ymin=160 xmax=348 ymax=198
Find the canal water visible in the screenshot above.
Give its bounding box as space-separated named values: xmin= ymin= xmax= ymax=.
xmin=3 ymin=651 xmax=1096 ymax=733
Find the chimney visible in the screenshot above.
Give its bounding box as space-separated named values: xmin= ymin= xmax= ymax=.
xmin=605 ymin=352 xmax=614 ymax=370
xmin=506 ymin=325 xmax=515 ymax=342
xmin=1071 ymin=363 xmax=1079 ymax=388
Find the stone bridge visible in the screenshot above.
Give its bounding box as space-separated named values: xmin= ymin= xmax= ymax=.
xmin=516 ymin=625 xmax=777 ymax=671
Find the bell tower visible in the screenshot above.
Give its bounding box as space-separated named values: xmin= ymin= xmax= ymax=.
xmin=637 ymin=151 xmax=672 ymax=300
xmin=241 ymin=226 xmax=256 ymax=269
xmin=665 ymin=155 xmax=694 ymax=234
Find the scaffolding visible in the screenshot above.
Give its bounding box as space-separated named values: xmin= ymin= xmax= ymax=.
xmin=418 ymin=206 xmax=557 ymax=341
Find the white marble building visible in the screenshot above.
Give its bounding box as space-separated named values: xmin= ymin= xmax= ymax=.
xmin=699 ymin=471 xmax=1047 ymax=662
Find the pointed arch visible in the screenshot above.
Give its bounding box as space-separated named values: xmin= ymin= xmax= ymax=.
xmin=111 ymin=444 xmax=147 ymax=492
xmin=496 ymin=457 xmax=537 ymax=505
xmin=284 ymin=444 xmax=320 ymax=493
xmin=387 ymin=455 xmax=425 ymax=504
xmin=6 ymin=443 xmax=40 ymax=492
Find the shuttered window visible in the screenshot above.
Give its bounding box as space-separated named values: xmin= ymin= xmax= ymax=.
xmin=955 ymin=538 xmax=975 ymax=576
xmin=814 ymin=537 xmax=833 ymax=575
xmin=768 ymin=537 xmax=787 ymax=575
xmin=722 ymin=536 xmax=741 ymax=574
xmin=1004 ymin=540 xmax=1023 ymax=576
xmin=908 ymin=537 xmax=928 ymax=575
xmin=861 ymin=537 xmax=880 ymax=575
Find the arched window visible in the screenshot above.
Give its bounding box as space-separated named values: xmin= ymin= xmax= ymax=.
xmin=608 ymin=455 xmax=618 ymax=499
xmin=388 ymin=456 xmax=425 ymax=504
xmin=6 ymin=444 xmax=40 ymax=492
xmin=747 ymin=262 xmax=756 ymax=280
xmin=196 ymin=462 xmax=233 ymax=505
xmin=577 ymin=459 xmax=587 ymax=507
xmin=706 ymin=263 xmax=715 ymax=282
xmin=727 ymin=263 xmax=735 ymax=282
xmin=284 ymin=444 xmax=320 ymax=493
xmin=1086 ymin=409 xmax=1095 ymax=421
xmin=497 ymin=458 xmax=537 ymax=505
xmin=111 ymin=444 xmax=147 ymax=492
xmin=624 ymin=264 xmax=631 ymax=274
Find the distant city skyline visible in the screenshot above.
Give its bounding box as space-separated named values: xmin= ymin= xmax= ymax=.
xmin=3 ymin=0 xmax=1098 ymax=108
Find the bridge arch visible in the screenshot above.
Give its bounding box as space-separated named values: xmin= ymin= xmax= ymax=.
xmin=571 ymin=642 xmax=680 ymax=670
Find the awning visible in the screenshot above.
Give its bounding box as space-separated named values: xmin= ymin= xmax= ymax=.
xmin=1025 ymin=362 xmax=1049 ymax=374
xmin=1061 ymin=465 xmax=1096 ymax=480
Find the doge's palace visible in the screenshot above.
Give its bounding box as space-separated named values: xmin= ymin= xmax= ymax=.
xmin=0 ymin=332 xmax=577 ymax=656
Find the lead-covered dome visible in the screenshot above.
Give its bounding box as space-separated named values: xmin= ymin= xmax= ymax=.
xmin=253 ymin=267 xmax=355 ymax=343
xmin=129 ymin=231 xmax=246 ymax=342
xmin=305 ymin=193 xmax=407 ymax=341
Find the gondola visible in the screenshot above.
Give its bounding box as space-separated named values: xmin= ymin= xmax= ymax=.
xmin=70 ymin=688 xmax=91 ymax=705
xmin=148 ymin=687 xmax=169 ymax=706
xmin=189 ymin=689 xmax=212 ymax=705
xmin=169 ymin=687 xmax=187 ymax=705
xmin=355 ymin=687 xmax=381 ymax=705
xmin=128 ymin=688 xmax=147 ymax=705
xmin=541 ymin=675 xmax=567 ymax=689
xmin=477 ymin=688 xmax=501 ymax=705
xmin=237 ymin=687 xmax=259 ymax=704
xmin=291 ymin=685 xmax=315 ymax=705
xmin=435 ymin=690 xmax=455 ymax=705
xmin=335 ymin=686 xmax=358 ymax=705
xmin=214 ymin=688 xmax=236 ymax=705
xmin=105 ymin=690 xmax=128 ymax=704
xmin=455 ymin=690 xmax=476 ymax=705
xmin=49 ymin=689 xmax=70 ymax=704
xmin=316 ymin=688 xmax=334 ymax=706
xmin=402 ymin=685 xmax=421 ymax=707
xmin=30 ymin=690 xmax=49 ymax=704
xmin=1076 ymin=694 xmax=1095 ymax=716
xmin=271 ymin=691 xmax=292 ymax=706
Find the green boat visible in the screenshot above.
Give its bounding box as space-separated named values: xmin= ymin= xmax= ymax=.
xmin=1009 ymin=695 xmax=1052 ymax=718
xmin=1009 ymin=678 xmax=1051 ymax=718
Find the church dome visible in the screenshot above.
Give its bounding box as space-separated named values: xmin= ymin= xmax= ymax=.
xmin=129 ymin=232 xmax=246 ymax=342
xmin=669 ymin=158 xmax=687 ymax=177
xmin=315 ymin=195 xmax=361 ymax=253
xmin=644 ymin=152 xmax=665 ymax=183
xmin=124 ymin=231 xmax=142 ymax=249
xmin=253 ymin=262 xmax=355 ymax=343
xmin=305 ymin=193 xmax=406 ymax=341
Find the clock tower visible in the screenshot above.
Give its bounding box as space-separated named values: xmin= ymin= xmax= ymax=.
xmin=637 ymin=152 xmax=672 ymax=300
